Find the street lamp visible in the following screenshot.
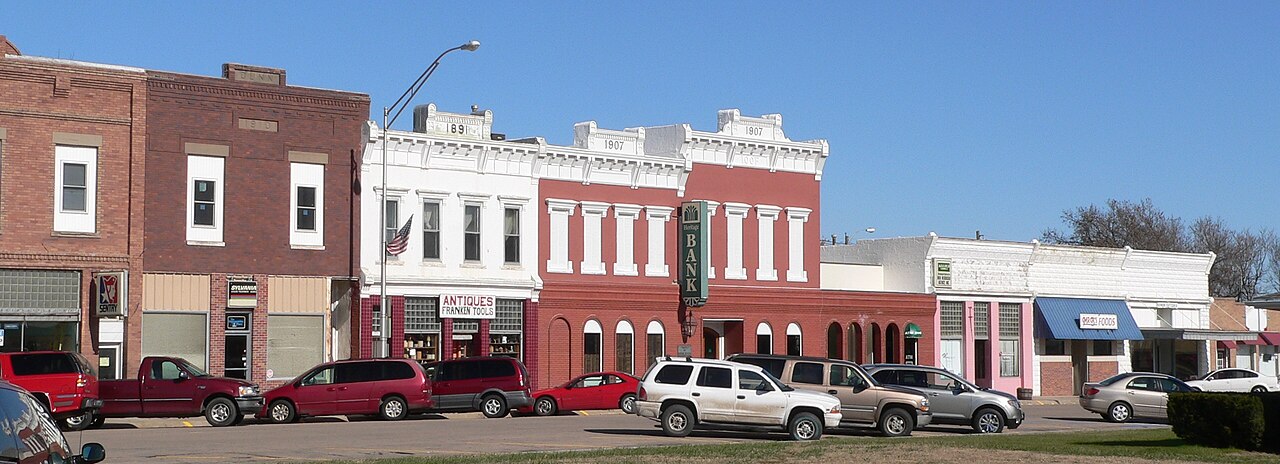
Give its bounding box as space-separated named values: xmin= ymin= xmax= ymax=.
xmin=378 ymin=40 xmax=480 ymax=358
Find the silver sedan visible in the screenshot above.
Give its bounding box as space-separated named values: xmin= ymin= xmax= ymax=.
xmin=1078 ymin=372 xmax=1193 ymax=423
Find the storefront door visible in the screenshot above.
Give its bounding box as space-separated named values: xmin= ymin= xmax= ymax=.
xmin=940 ymin=339 xmax=963 ymax=376
xmin=1071 ymin=340 xmax=1089 ymax=395
xmin=225 ymin=313 xmax=251 ymax=380
xmin=98 ymin=345 xmax=120 ymax=380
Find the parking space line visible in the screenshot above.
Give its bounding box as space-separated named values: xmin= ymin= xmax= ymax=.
xmin=182 ymin=421 xmax=193 ymax=428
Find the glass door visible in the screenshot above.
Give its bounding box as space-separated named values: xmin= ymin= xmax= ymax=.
xmin=225 ymin=313 xmax=252 ymax=379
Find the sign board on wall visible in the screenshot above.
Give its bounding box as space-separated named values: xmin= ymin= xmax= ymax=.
xmin=440 ymin=295 xmax=496 ymax=319
xmin=93 ymin=271 xmax=127 ymax=317
xmin=228 ymin=280 xmax=258 ymax=308
xmin=1079 ymin=313 xmax=1119 ymax=330
xmin=680 ymin=201 xmax=709 ymax=307
xmin=932 ymin=259 xmax=952 ymax=289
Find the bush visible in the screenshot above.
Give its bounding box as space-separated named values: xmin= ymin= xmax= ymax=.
xmin=1167 ymin=392 xmax=1264 ymax=450
xmin=1256 ymin=392 xmax=1280 ymax=452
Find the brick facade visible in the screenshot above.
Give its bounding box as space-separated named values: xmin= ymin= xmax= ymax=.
xmin=1039 ymin=359 xmax=1121 ymax=396
xmin=0 ymin=46 xmax=147 ymax=373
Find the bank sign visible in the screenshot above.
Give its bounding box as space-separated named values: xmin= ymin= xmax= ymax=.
xmin=93 ymin=271 xmax=127 ymax=317
xmin=680 ymin=201 xmax=709 ymax=307
xmin=440 ymin=294 xmax=496 ymax=319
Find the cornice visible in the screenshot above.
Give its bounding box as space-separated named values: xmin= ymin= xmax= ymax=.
xmin=147 ymin=79 xmax=366 ymax=111
xmin=0 ymin=252 xmax=131 ymax=265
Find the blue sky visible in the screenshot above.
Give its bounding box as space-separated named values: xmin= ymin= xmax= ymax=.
xmin=4 ymin=2 xmax=1277 ymax=242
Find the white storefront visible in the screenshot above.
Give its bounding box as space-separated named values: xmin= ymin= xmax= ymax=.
xmin=823 ymin=234 xmax=1220 ymax=397
xmin=359 ymin=104 xmax=541 ymax=362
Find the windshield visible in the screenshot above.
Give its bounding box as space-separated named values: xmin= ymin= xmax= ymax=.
xmin=1097 ymin=373 xmax=1130 ymax=386
xmin=759 ymin=368 xmax=794 ymax=392
xmin=177 ymin=358 xmax=210 ymax=377
xmin=854 ymin=364 xmax=880 ymax=387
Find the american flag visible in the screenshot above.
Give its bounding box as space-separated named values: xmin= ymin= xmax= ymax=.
xmin=386 ymin=215 xmax=413 ymax=255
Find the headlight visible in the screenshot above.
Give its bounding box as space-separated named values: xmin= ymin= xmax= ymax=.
xmin=1008 ymin=399 xmax=1020 ymax=409
xmin=829 ymin=405 xmax=841 ymax=414
xmin=919 ymin=398 xmax=930 ymax=411
xmin=238 ymin=385 xmax=259 ymax=397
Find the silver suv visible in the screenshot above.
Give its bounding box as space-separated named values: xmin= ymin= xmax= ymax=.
xmin=863 ymin=364 xmax=1024 ymax=433
xmin=635 ymin=357 xmax=842 ymax=440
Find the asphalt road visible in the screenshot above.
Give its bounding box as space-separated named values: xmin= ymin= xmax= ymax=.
xmin=69 ymin=404 xmax=1169 ymax=463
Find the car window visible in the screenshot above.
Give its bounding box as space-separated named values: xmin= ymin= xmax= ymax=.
xmin=1127 ymin=377 xmax=1158 ymax=392
xmin=871 ymin=370 xmax=897 ymax=385
xmin=933 ymin=372 xmax=963 ymax=390
xmin=439 ymin=361 xmax=477 ymax=381
xmin=1098 ymin=373 xmax=1130 ymax=386
xmin=336 ymin=362 xmax=378 ymax=383
xmin=791 ymin=362 xmax=825 ymax=385
xmin=654 ymin=364 xmax=694 ymax=385
xmin=1238 ymin=370 xmax=1258 ymax=379
xmin=302 ymin=367 xmax=335 ymax=386
xmin=734 ymin=357 xmax=786 ymax=379
xmin=739 ymin=370 xmax=772 ymax=391
xmin=897 ymin=370 xmax=932 ymax=389
xmin=830 ymin=364 xmax=866 ymax=388
xmin=696 ymin=367 xmax=733 ymax=389
xmin=152 ymin=360 xmax=183 ymax=380
xmin=383 ymin=361 xmax=416 ymax=381
xmin=480 ymin=360 xmax=516 ymax=378
xmin=11 ymin=353 xmax=80 ymax=376
xmin=604 ymin=375 xmax=623 ymax=384
xmin=1158 ymin=378 xmax=1191 ymax=393
xmin=576 ymin=375 xmax=606 ymax=388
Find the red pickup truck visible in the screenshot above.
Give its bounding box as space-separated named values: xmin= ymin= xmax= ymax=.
xmin=98 ymin=356 xmax=263 ymax=427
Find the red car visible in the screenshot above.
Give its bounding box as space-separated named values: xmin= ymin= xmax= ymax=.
xmin=0 ymin=351 xmax=101 ymax=431
xmin=522 ymin=372 xmax=639 ymax=416
xmin=258 ymin=358 xmax=432 ymax=423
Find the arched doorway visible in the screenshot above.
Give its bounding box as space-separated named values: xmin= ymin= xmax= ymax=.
xmin=548 ymin=318 xmax=571 ymax=387
xmin=827 ymin=323 xmax=843 ymax=359
xmin=703 ymin=326 xmax=721 ymax=359
xmin=870 ymin=323 xmax=882 ymax=364
xmin=886 ymin=323 xmax=900 ymax=364
xmin=847 ymin=323 xmax=864 ymax=364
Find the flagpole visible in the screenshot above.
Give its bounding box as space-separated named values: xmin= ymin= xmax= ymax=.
xmin=377 ymin=41 xmax=480 ymax=359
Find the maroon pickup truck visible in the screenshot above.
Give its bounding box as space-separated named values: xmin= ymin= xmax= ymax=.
xmin=98 ymin=356 xmax=263 ymax=427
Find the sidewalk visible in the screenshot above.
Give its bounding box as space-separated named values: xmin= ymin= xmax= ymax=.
xmin=1024 ymin=396 xmax=1077 ymax=405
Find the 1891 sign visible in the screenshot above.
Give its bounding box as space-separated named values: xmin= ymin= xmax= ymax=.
xmin=680 ymin=201 xmax=709 ymax=307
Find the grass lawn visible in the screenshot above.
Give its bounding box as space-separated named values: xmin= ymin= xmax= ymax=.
xmin=294 ymin=428 xmax=1279 ymax=464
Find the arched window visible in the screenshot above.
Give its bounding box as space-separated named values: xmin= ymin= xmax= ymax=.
xmin=827 ymin=322 xmax=843 ymax=359
xmin=645 ymin=320 xmax=665 ymax=370
xmin=756 ymin=322 xmax=773 ymax=354
xmin=786 ymin=323 xmax=802 ymax=356
xmin=886 ymin=323 xmax=900 ymax=364
xmin=584 ymin=320 xmax=603 ymax=373
xmin=615 ymin=320 xmax=634 ymax=374
xmin=847 ymin=323 xmax=864 ymax=364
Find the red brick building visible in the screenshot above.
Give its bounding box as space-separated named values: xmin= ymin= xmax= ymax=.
xmin=141 ymin=63 xmax=368 ymax=386
xmin=0 ymin=36 xmax=147 ymax=380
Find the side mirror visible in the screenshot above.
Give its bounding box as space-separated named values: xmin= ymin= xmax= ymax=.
xmin=80 ymin=443 xmax=106 ymax=463
xmin=852 ymin=382 xmax=868 ymax=393
xmin=177 ymin=371 xmax=190 ymax=381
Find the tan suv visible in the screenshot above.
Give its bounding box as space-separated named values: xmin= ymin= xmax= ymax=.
xmin=728 ymin=354 xmax=931 ymax=437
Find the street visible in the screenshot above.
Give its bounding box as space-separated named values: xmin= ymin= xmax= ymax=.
xmin=69 ymin=404 xmax=1170 ymax=463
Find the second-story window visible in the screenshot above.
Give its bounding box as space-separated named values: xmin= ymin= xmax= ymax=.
xmin=464 ymin=204 xmax=481 ymax=261
xmin=185 ymin=155 xmax=224 ymax=243
xmin=383 ymin=199 xmax=399 ymax=257
xmin=61 ymin=163 xmax=88 ymax=212
xmin=503 ymin=207 xmax=520 ymax=264
xmin=423 ymin=202 xmax=440 ymax=260
xmin=295 ymin=186 xmax=316 ymax=230
xmin=193 ymin=180 xmax=216 ymax=226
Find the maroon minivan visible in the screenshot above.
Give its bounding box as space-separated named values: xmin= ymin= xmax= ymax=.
xmin=423 ymin=357 xmax=532 ymax=418
xmin=258 ymin=359 xmax=432 ymax=423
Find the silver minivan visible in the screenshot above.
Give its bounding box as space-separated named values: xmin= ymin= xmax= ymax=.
xmin=863 ymin=364 xmax=1024 ymax=433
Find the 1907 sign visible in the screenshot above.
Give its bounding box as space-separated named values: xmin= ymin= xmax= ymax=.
xmin=680 ymin=201 xmax=709 ymax=307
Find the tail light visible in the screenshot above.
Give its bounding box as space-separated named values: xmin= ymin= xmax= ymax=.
xmin=76 ymin=375 xmax=88 ymax=389
xmin=1085 ymin=387 xmax=1099 ymax=397
xmin=638 ymin=386 xmax=647 ymax=401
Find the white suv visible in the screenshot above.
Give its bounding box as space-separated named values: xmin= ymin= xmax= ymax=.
xmin=635 ymin=357 xmax=842 ymax=440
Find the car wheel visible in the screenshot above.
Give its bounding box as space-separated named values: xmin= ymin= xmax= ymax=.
xmin=534 ymin=397 xmax=557 ymax=416
xmin=971 ymin=407 xmax=1006 ymax=434
xmin=660 ymin=404 xmax=695 ymax=437
xmin=1107 ymin=402 xmax=1132 ymax=423
xmin=480 ymin=394 xmax=508 ymax=418
xmin=205 ymin=397 xmax=239 ymax=427
xmin=268 ymin=400 xmax=297 ymax=424
xmin=59 ymin=410 xmax=93 ymax=432
xmin=1252 ymin=386 xmax=1268 ymax=393
xmin=380 ymin=396 xmax=408 ymax=421
xmin=619 ymin=394 xmax=637 ymax=414
xmin=89 ymin=415 xmax=105 ymax=428
xmin=879 ymin=407 xmax=914 ymax=437
xmin=788 ymin=411 xmax=823 ymax=441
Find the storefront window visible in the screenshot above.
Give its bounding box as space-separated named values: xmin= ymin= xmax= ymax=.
xmin=490 ymin=299 xmax=523 ymax=360
xmin=584 ymin=320 xmax=602 ymax=373
xmin=646 ymin=321 xmax=665 ymax=370
xmin=1092 ymin=340 xmax=1115 ymax=356
xmin=615 ymin=320 xmax=634 ymax=375
xmin=786 ymin=323 xmax=802 ymax=356
xmin=405 ymin=297 xmax=441 ymax=363
xmin=999 ymin=303 xmax=1021 ymax=377
xmin=1042 ymin=339 xmax=1067 ymax=356
xmin=0 ymin=322 xmax=79 ymax=352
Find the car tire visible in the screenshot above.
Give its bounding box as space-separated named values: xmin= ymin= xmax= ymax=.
xmin=268 ymin=400 xmax=297 ymax=424
xmin=534 ymin=397 xmax=557 ymax=416
xmin=480 ymin=394 xmax=508 ymax=418
xmin=660 ymin=404 xmax=695 ymax=437
xmin=59 ymin=410 xmax=94 ymax=432
xmin=380 ymin=396 xmax=408 ymax=421
xmin=788 ymin=411 xmax=823 ymax=441
xmin=230 ymin=413 xmax=245 ymax=426
xmin=619 ymin=394 xmax=637 ymax=414
xmin=971 ymin=407 xmax=1006 ymax=434
xmin=89 ymin=415 xmax=105 ymax=429
xmin=1252 ymin=386 xmax=1268 ymax=393
xmin=205 ymin=397 xmax=239 ymax=427
xmin=1106 ymin=402 xmax=1132 ymax=423
xmin=879 ymin=407 xmax=914 ymax=437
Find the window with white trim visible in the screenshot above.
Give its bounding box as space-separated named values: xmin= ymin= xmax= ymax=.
xmin=756 ymin=205 xmax=780 ymax=281
xmin=646 ymin=320 xmax=665 ymax=370
xmin=503 ymin=207 xmax=520 ymax=264
xmin=999 ymin=302 xmax=1021 ymax=377
xmin=580 ymin=202 xmax=608 ymax=274
xmin=723 ymin=203 xmax=750 ymax=280
xmin=584 ymin=319 xmax=603 ymax=373
xmin=423 ymin=201 xmax=441 ymax=260
xmin=383 ymin=198 xmax=399 ymax=258
xmin=546 ymin=199 xmax=577 ymax=273
xmin=612 ymin=204 xmax=641 ymax=276
xmin=786 ymin=322 xmax=802 ymax=356
xmin=289 ymin=162 xmax=324 ymax=247
xmin=615 ymin=320 xmax=634 ymax=374
xmin=186 ymin=155 xmax=223 ymax=243
xmin=756 ymin=322 xmax=773 ymax=354
xmin=464 ymin=204 xmax=481 ymax=262
xmin=53 ymin=146 xmax=97 ymax=234
xmin=645 ymin=206 xmax=673 ymax=277
xmin=786 ymin=207 xmax=811 ymax=282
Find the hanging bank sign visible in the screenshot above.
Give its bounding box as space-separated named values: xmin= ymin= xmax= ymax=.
xmin=440 ymin=294 xmax=496 ymax=319
xmin=680 ymin=201 xmax=709 ymax=307
xmin=93 ymin=271 xmax=127 ymax=317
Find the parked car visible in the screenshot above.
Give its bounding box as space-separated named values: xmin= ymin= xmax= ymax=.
xmin=519 ymin=371 xmax=640 ymax=416
xmin=0 ymin=351 xmax=102 ymax=432
xmin=421 ymin=357 xmax=532 ymax=418
xmin=727 ymin=354 xmax=932 ymax=437
xmin=1185 ymin=368 xmax=1280 ymax=393
xmin=863 ymin=363 xmax=1024 ymax=433
xmin=635 ymin=357 xmax=842 ymax=440
xmin=0 ymin=380 xmax=105 ymax=464
xmin=258 ymin=358 xmax=433 ymax=423
xmin=1079 ymin=372 xmax=1193 ymax=423
xmin=98 ymin=356 xmax=263 ymax=427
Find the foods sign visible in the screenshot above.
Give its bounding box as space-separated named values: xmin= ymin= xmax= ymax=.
xmin=1079 ymin=313 xmax=1119 ymax=330
xmin=680 ymin=201 xmax=709 ymax=307
xmin=440 ymin=294 xmax=496 ymax=319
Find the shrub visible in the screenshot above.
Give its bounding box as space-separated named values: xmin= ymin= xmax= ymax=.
xmin=1256 ymin=392 xmax=1280 ymax=452
xmin=1167 ymin=392 xmax=1263 ymax=450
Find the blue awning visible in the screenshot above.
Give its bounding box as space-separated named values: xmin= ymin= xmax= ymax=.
xmin=1033 ymin=297 xmax=1144 ymax=340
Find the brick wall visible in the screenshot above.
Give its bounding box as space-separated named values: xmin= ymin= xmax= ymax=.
xmin=1040 ymin=359 xmax=1122 ymax=396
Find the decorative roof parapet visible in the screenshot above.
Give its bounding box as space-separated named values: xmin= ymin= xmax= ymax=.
xmin=643 ymin=109 xmax=830 ymax=180
xmin=412 ymin=103 xmax=493 ymax=141
xmin=541 ymin=120 xmax=691 ymax=196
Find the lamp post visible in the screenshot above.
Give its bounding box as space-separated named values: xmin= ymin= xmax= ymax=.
xmin=378 ymin=40 xmax=480 ymax=358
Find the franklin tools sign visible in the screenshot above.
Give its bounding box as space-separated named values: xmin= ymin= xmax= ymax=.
xmin=680 ymin=201 xmax=709 ymax=307
xmin=93 ymin=272 xmax=127 ymax=317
